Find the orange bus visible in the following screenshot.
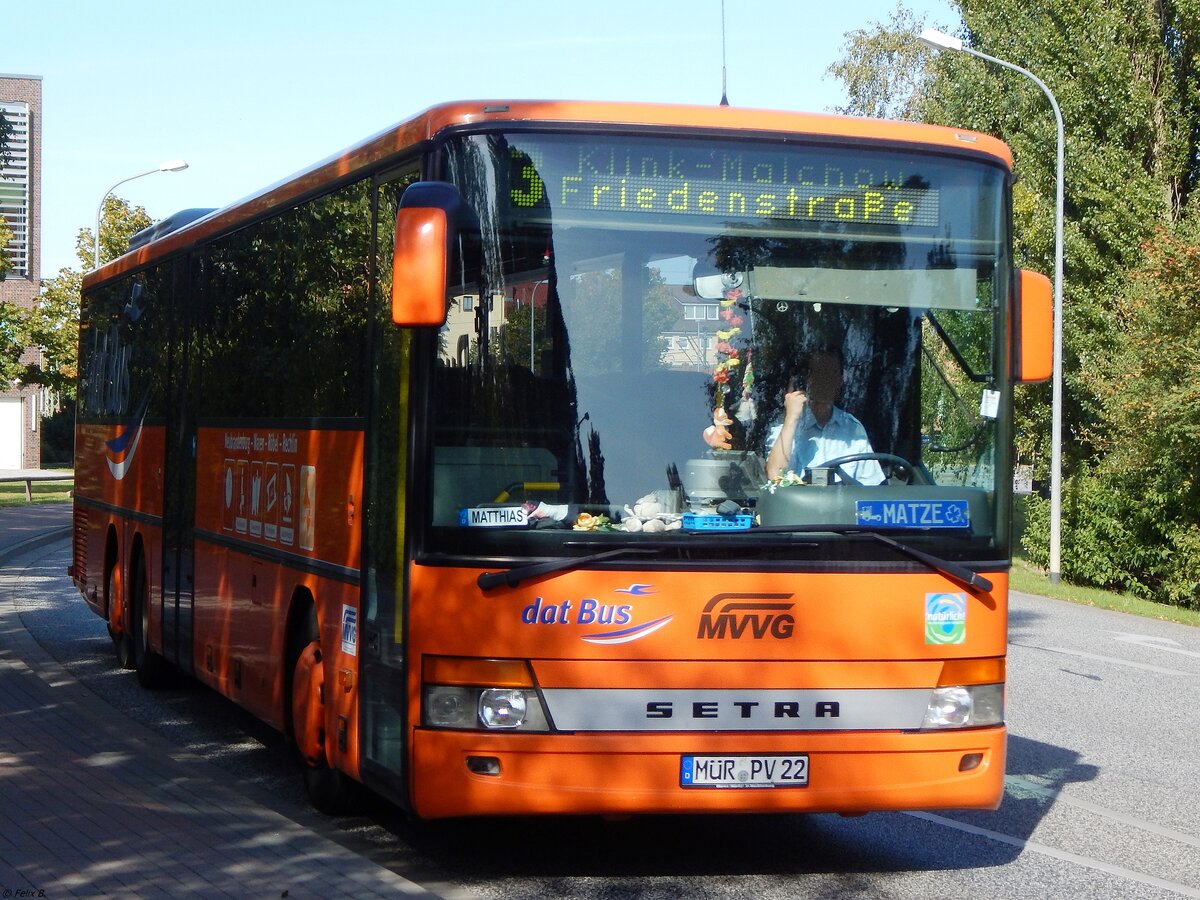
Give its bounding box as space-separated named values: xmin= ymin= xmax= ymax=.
xmin=72 ymin=100 xmax=1051 ymax=818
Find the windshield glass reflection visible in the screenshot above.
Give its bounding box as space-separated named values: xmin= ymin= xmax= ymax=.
xmin=425 ymin=132 xmax=1009 ymax=560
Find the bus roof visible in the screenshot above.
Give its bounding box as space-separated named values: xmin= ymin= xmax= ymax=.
xmin=85 ymin=99 xmax=1014 ymax=286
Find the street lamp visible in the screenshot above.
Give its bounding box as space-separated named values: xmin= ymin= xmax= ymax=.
xmin=94 ymin=159 xmax=189 ymax=268
xmin=918 ymin=27 xmax=1065 ymax=583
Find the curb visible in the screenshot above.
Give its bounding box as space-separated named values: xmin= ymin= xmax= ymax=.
xmin=0 ymin=525 xmax=72 ymax=569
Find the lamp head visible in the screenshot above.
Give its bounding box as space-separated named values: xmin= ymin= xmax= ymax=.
xmin=918 ymin=28 xmax=963 ymax=52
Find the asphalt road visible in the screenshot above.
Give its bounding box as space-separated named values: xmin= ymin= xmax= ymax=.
xmin=7 ymin=537 xmax=1200 ymax=899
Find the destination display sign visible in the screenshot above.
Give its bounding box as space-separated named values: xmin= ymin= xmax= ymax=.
xmin=508 ymin=139 xmax=941 ymax=229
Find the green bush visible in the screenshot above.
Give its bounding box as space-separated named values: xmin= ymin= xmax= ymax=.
xmin=1023 ymin=473 xmax=1199 ymax=609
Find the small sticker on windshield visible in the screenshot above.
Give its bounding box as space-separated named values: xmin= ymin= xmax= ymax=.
xmin=856 ymin=499 xmax=970 ymax=529
xmin=980 ymin=389 xmax=1000 ymax=419
xmin=460 ymin=506 xmax=530 ymax=528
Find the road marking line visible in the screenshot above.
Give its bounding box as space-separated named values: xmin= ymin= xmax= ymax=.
xmin=1014 ymin=642 xmax=1198 ymax=677
xmin=1005 ymin=776 xmax=1200 ymax=850
xmin=1112 ymin=632 xmax=1200 ymax=660
xmin=905 ymin=810 xmax=1200 ymax=898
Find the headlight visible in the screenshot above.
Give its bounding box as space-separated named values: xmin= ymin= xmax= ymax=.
xmin=921 ymin=683 xmax=1004 ymax=729
xmin=423 ymin=685 xmax=550 ymax=731
xmin=426 ymin=685 xmax=476 ymax=728
xmin=422 ymin=657 xmax=551 ymax=731
xmin=479 ymin=689 xmax=528 ymax=729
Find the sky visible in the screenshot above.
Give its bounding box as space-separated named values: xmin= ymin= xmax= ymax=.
xmin=6 ymin=0 xmax=956 ymax=278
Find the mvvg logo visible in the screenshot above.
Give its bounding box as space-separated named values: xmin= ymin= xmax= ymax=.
xmin=697 ymin=593 xmax=796 ymax=639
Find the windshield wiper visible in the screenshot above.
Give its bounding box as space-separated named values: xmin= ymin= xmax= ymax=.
xmin=477 ymin=547 xmax=660 ymax=591
xmin=856 ymin=530 xmax=993 ymax=594
xmin=752 ymin=524 xmax=993 ymax=595
xmin=477 ymin=530 xmax=991 ymax=595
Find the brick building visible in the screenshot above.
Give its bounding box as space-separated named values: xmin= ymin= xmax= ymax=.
xmin=0 ymin=74 xmax=42 ymax=469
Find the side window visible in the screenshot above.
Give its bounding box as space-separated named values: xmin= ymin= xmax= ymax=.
xmin=78 ymin=265 xmax=172 ymax=425
xmin=196 ymin=179 xmax=374 ymax=419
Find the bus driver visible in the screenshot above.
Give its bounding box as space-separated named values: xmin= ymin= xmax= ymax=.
xmin=764 ymin=349 xmax=885 ymax=485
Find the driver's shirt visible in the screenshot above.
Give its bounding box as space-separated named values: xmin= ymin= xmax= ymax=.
xmin=766 ymin=405 xmax=885 ymax=485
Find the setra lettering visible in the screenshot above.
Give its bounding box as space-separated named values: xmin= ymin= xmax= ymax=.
xmin=645 ymin=700 xmax=842 ymax=720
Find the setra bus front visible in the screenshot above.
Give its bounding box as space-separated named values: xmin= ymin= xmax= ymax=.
xmin=381 ymin=114 xmax=1050 ymax=818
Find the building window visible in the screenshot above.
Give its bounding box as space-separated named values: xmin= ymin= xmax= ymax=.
xmin=683 ymin=303 xmax=719 ymax=321
xmin=0 ymin=101 xmax=29 ymax=278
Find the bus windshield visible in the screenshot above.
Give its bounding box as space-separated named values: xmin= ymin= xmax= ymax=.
xmin=425 ymin=131 xmax=1011 ymax=562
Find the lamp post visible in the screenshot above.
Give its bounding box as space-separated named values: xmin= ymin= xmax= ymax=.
xmin=529 ymin=279 xmax=548 ymax=372
xmin=94 ymin=159 xmax=189 ymax=269
xmin=918 ymin=27 xmax=1065 ymax=583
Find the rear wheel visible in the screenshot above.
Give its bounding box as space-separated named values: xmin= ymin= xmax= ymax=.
xmin=108 ymin=565 xmax=134 ymax=670
xmin=290 ymin=608 xmax=356 ymax=814
xmin=131 ymin=555 xmax=169 ymax=689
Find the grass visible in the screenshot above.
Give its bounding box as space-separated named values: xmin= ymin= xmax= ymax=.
xmin=1010 ymin=556 xmax=1200 ymax=628
xmin=0 ymin=480 xmax=74 ymax=507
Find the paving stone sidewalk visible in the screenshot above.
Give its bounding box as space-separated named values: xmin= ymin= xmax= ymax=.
xmin=0 ymin=506 xmax=436 ymax=898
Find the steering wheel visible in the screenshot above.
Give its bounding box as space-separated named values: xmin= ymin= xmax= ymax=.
xmin=819 ymin=452 xmax=928 ymax=487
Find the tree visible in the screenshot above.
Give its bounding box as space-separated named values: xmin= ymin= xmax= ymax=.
xmin=1059 ymin=218 xmax=1200 ymax=605
xmin=0 ymin=292 xmax=25 ymax=384
xmin=90 ymin=195 xmax=154 ymax=272
xmin=830 ymin=2 xmax=1200 ymax=606
xmin=0 ymin=217 xmax=12 ymax=282
xmin=826 ymin=6 xmax=941 ymax=120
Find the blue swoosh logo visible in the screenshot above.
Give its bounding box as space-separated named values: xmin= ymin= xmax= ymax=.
xmin=105 ymin=402 xmax=148 ymax=481
xmin=581 ymin=615 xmax=673 ymax=645
xmin=614 ymin=583 xmax=655 ymax=595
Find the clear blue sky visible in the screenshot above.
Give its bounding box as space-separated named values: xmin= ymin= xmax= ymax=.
xmin=7 ymin=0 xmax=956 ymax=277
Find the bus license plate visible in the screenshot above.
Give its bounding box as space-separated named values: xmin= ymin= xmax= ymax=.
xmin=680 ymin=754 xmax=809 ymax=788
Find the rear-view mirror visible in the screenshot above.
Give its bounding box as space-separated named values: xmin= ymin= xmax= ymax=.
xmin=391 ymin=182 xmax=462 ymax=327
xmin=1015 ymin=269 xmax=1052 ymax=383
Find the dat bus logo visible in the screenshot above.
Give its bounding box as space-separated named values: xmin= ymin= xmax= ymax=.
xmin=697 ymin=592 xmax=796 ymax=639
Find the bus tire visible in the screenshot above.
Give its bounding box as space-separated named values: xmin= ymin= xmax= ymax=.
xmin=131 ymin=553 xmax=169 ymax=689
xmin=108 ymin=564 xmax=134 ymax=670
xmin=290 ymin=607 xmax=355 ymax=815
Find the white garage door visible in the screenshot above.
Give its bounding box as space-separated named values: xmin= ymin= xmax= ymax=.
xmin=0 ymin=399 xmax=22 ymax=469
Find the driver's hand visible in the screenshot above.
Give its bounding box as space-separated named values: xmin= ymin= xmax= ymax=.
xmin=783 ymin=389 xmax=808 ymax=423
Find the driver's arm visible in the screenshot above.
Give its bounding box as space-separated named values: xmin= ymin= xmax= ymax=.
xmin=765 ymin=390 xmax=807 ymax=480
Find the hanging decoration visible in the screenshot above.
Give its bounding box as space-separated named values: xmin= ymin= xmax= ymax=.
xmin=702 ymin=284 xmax=745 ymax=447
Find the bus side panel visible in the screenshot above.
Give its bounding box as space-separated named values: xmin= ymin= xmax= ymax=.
xmin=189 ymin=425 xmax=364 ymax=765
xmin=72 ymin=419 xmax=166 ymax=628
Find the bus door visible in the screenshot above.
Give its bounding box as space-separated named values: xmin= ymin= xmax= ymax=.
xmin=358 ymin=169 xmax=420 ymax=800
xmin=159 ymin=255 xmax=198 ymax=673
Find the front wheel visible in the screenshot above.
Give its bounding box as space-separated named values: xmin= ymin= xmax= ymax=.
xmin=290 ymin=612 xmax=357 ymax=814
